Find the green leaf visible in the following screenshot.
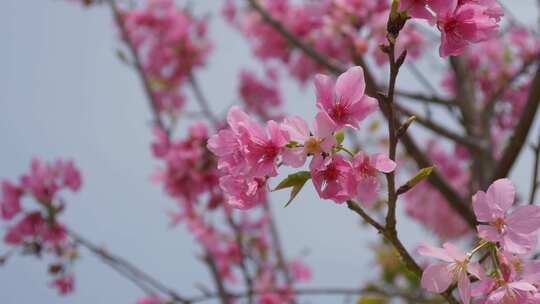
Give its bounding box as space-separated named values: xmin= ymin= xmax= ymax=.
xmin=396 ymin=166 xmax=434 ymax=195
xmin=335 ymin=130 xmax=345 ymax=144
xmin=273 ymin=171 xmax=311 ymax=207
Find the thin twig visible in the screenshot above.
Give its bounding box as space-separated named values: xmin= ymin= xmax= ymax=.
xmin=108 ymin=0 xmax=165 ymax=130
xmin=68 ymin=229 xmax=191 ymax=303
xmin=529 ymin=135 xmax=540 ymax=204
xmin=491 ymin=63 xmax=540 ymax=181
xmin=189 ymin=74 xmax=220 ymax=127
xmin=246 ymin=0 xmax=345 ymax=75
xmin=394 ymin=103 xmax=485 ymax=152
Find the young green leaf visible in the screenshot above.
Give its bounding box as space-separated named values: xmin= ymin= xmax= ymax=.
xmin=396 ymin=166 xmax=434 ymax=195
xmin=273 ymin=171 xmax=311 ymax=207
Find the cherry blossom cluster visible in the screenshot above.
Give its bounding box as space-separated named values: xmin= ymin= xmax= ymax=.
xmin=420 ymin=179 xmax=540 ymax=303
xmin=224 ymin=0 xmax=427 ymax=83
xmin=208 ymin=66 xmax=396 ymax=209
xmin=151 ymin=121 xmax=312 ymax=303
xmin=0 ymin=158 xmax=82 ymax=295
xmin=401 ymin=0 xmax=502 ymax=57
xmin=238 ymin=68 xmax=283 ymax=121
xmin=121 ymin=0 xmax=212 ymax=116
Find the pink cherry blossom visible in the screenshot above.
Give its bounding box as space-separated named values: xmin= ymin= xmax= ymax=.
xmin=400 ymin=0 xmax=432 ymax=20
xmin=242 ymin=120 xmax=289 ymax=178
xmin=0 ymin=181 xmax=22 ymax=220
xmin=473 ymin=179 xmax=540 ymax=254
xmin=352 ymin=152 xmax=396 ymax=207
xmin=419 ymin=242 xmax=483 ymax=304
xmin=289 ymin=259 xmax=312 ymax=283
xmin=281 ymin=112 xmax=337 ymax=168
xmin=310 ymin=154 xmax=356 ymax=204
xmin=430 ymin=0 xmax=500 ymax=57
xmin=315 ymin=66 xmax=378 ymax=130
xmin=50 ymin=275 xmax=75 ymax=295
xmin=239 ymin=68 xmax=283 ymax=120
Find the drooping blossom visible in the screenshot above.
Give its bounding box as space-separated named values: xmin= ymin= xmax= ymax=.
xmin=352 ymin=152 xmax=396 ymax=207
xmin=315 ymin=66 xmax=378 ymax=130
xmin=419 ymin=242 xmax=483 ymax=304
xmin=473 ymin=178 xmax=540 ymax=255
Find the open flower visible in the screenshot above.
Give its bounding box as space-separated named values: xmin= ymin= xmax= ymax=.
xmin=281 ymin=111 xmax=337 ymax=167
xmin=315 ymin=66 xmax=377 ymax=130
xmin=310 ymin=154 xmax=356 ymax=204
xmin=352 ymin=152 xmax=396 ymax=207
xmin=431 ymin=0 xmax=500 ymax=57
xmin=472 ymin=179 xmax=540 ymax=255
xmin=419 ymin=242 xmax=483 ymax=304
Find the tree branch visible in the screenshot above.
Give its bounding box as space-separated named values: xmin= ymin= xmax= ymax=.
xmin=108 ymin=0 xmax=165 ymax=130
xmin=246 ymin=0 xmax=346 ymax=75
xmin=68 ymin=229 xmax=191 ymax=304
xmin=491 ymin=63 xmax=540 ymax=181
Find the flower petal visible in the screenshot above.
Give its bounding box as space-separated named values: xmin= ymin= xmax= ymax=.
xmin=486 ymin=178 xmax=515 ymax=213
xmin=506 ymin=205 xmax=540 ymax=234
xmin=421 ymin=263 xmax=453 ymax=293
xmin=334 ymin=66 xmax=366 ymax=105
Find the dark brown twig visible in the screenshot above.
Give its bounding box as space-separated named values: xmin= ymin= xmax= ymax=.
xmin=491 ymin=63 xmax=540 ymax=181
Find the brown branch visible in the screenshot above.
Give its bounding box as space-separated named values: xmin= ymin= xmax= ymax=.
xmin=203 ymin=253 xmax=232 ymax=304
xmin=262 ymin=202 xmax=295 ymax=294
xmin=356 ymin=57 xmax=477 ymax=228
xmin=530 ymin=134 xmax=540 ymax=204
xmin=394 ymin=103 xmax=485 ymax=152
xmin=225 ymin=215 xmax=255 ymax=304
xmin=68 ymin=229 xmax=191 ymax=304
xmin=189 ymin=74 xmax=220 ymax=127
xmin=395 ymin=90 xmax=455 ymax=106
xmin=108 ymin=0 xmax=165 ymax=130
xmin=246 ymin=0 xmax=345 ymax=75
xmin=491 ymin=63 xmax=540 ymax=181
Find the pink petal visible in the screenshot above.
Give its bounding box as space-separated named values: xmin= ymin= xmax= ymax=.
xmin=334 ymin=66 xmax=366 ymax=105
xmin=370 ymin=153 xmax=396 ymax=173
xmin=472 ymin=190 xmax=493 ymax=222
xmin=486 ymin=178 xmax=515 ymax=213
xmin=477 ymin=224 xmax=501 ymax=243
xmin=356 ymin=177 xmax=379 ymax=208
xmin=502 ymin=229 xmax=537 ymax=255
xmin=227 ymin=106 xmax=250 ymax=134
xmin=314 ymin=74 xmax=334 ymax=111
xmin=421 ymin=263 xmax=453 ymax=293
xmin=418 ymin=243 xmax=453 ymax=262
xmin=442 ymin=242 xmax=467 ymax=261
xmin=506 ymin=205 xmax=540 ymax=234
xmin=282 ymin=116 xmax=310 ymax=143
xmin=458 ymin=271 xmax=471 ymax=304
xmin=314 ymin=111 xmax=337 ymax=139
xmin=508 ymin=281 xmax=537 ymax=292
xmin=281 ymin=147 xmax=306 ymax=168
xmin=429 ymin=0 xmax=457 ymax=16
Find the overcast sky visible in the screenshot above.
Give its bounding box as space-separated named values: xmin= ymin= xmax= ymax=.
xmin=0 ymin=1 xmax=538 ymax=303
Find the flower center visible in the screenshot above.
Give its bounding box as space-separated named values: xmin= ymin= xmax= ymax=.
xmin=330 ymin=101 xmax=349 ymax=122
xmin=304 ymin=137 xmax=321 ymax=154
